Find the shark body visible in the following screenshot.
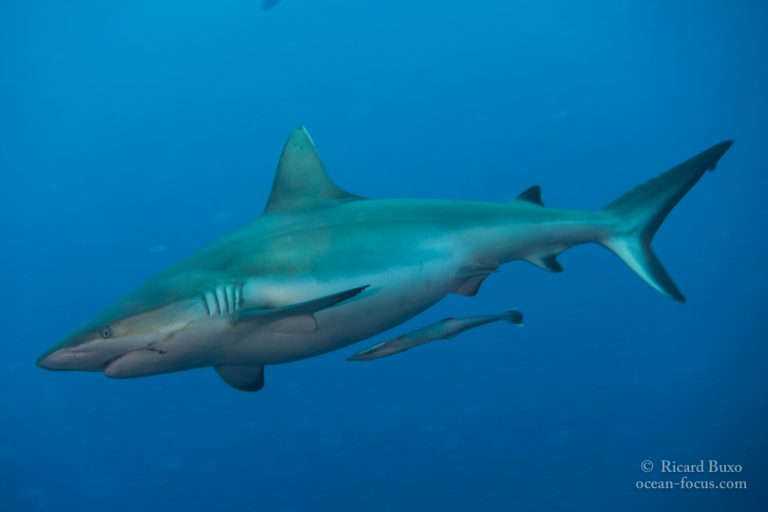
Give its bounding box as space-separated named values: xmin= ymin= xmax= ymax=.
xmin=37 ymin=128 xmax=732 ymax=391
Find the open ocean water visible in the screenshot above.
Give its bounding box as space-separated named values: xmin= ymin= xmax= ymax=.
xmin=1 ymin=1 xmax=766 ymax=511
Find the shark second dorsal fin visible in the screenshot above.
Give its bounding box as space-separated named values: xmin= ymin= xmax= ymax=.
xmin=264 ymin=127 xmax=364 ymax=214
xmin=516 ymin=185 xmax=544 ymax=206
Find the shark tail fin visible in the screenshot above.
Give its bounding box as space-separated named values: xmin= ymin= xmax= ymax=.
xmin=600 ymin=140 xmax=733 ymax=302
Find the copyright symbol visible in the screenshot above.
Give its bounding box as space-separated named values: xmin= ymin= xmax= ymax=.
xmin=641 ymin=460 xmax=654 ymax=473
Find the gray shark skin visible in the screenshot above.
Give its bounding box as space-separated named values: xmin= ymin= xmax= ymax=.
xmin=348 ymin=309 xmax=524 ymax=361
xmin=37 ymin=128 xmax=733 ymax=391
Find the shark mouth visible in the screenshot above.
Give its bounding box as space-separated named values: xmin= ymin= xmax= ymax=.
xmin=101 ymin=347 xmax=167 ymax=378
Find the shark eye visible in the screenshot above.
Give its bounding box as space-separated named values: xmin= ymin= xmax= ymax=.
xmin=100 ymin=326 xmax=113 ymax=339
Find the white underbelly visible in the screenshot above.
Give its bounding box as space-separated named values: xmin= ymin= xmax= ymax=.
xmin=217 ymin=262 xmax=462 ymax=365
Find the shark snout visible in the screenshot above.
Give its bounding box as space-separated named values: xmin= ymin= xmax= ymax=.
xmin=38 ymin=347 xmax=88 ymax=371
xmin=37 ymin=346 xmax=113 ymax=372
xmin=37 ymin=348 xmax=76 ymax=370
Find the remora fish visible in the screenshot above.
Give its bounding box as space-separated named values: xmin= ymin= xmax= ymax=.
xmin=36 ymin=128 xmax=733 ymax=391
xmin=348 ymin=309 xmax=524 ymax=361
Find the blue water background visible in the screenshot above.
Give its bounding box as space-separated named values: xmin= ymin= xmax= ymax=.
xmin=2 ymin=1 xmax=766 ymax=510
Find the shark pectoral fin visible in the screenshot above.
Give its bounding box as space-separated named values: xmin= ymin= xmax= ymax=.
xmin=233 ymin=285 xmax=369 ymax=330
xmin=261 ymin=315 xmax=318 ymax=334
xmin=453 ymin=264 xmax=498 ymax=296
xmin=233 ymin=308 xmax=318 ymax=333
xmin=215 ymin=365 xmax=265 ymax=392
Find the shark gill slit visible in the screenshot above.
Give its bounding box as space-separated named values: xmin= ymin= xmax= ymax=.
xmin=221 ymin=286 xmax=230 ymax=314
xmin=222 ymin=286 xmax=230 ymax=314
xmin=200 ymin=286 xmax=242 ymax=317
xmin=229 ymin=284 xmax=237 ymax=313
xmin=205 ymin=291 xmax=215 ymax=316
xmin=215 ymin=287 xmax=226 ymax=315
xmin=200 ymin=295 xmax=211 ymax=317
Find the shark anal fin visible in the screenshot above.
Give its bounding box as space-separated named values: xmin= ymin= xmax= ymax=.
xmin=264 ymin=127 xmax=365 ymax=214
xmin=215 ymin=365 xmax=265 ymax=392
xmin=516 ymin=185 xmax=544 ymax=206
xmin=233 ymin=285 xmax=369 ymax=332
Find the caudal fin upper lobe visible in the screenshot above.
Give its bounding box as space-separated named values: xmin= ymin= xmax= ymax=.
xmin=601 ymin=141 xmax=733 ymax=302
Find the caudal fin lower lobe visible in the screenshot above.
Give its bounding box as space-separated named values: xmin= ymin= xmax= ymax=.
xmin=601 ymin=141 xmax=733 ymax=302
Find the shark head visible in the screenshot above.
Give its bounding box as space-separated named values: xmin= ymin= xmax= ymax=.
xmin=36 ymin=284 xmax=203 ymax=375
xmin=36 ymin=127 xmax=370 ymax=386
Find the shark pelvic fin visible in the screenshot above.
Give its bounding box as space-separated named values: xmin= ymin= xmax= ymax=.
xmin=233 ymin=285 xmax=369 ymax=331
xmin=516 ymin=185 xmax=544 ymax=206
xmin=264 ymin=127 xmax=365 ymax=214
xmin=215 ymin=365 xmax=265 ymax=392
xmin=454 ymin=263 xmax=498 ymax=296
xmin=526 ymin=253 xmax=564 ymax=273
xmin=454 ymin=275 xmax=489 ymax=296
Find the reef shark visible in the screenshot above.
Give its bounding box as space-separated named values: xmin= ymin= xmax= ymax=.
xmin=37 ymin=128 xmax=732 ymax=391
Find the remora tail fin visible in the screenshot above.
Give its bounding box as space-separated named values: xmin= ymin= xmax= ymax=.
xmin=601 ymin=140 xmax=733 ymax=302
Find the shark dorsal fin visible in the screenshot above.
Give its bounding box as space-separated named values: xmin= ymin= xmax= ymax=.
xmin=264 ymin=127 xmax=364 ymax=214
